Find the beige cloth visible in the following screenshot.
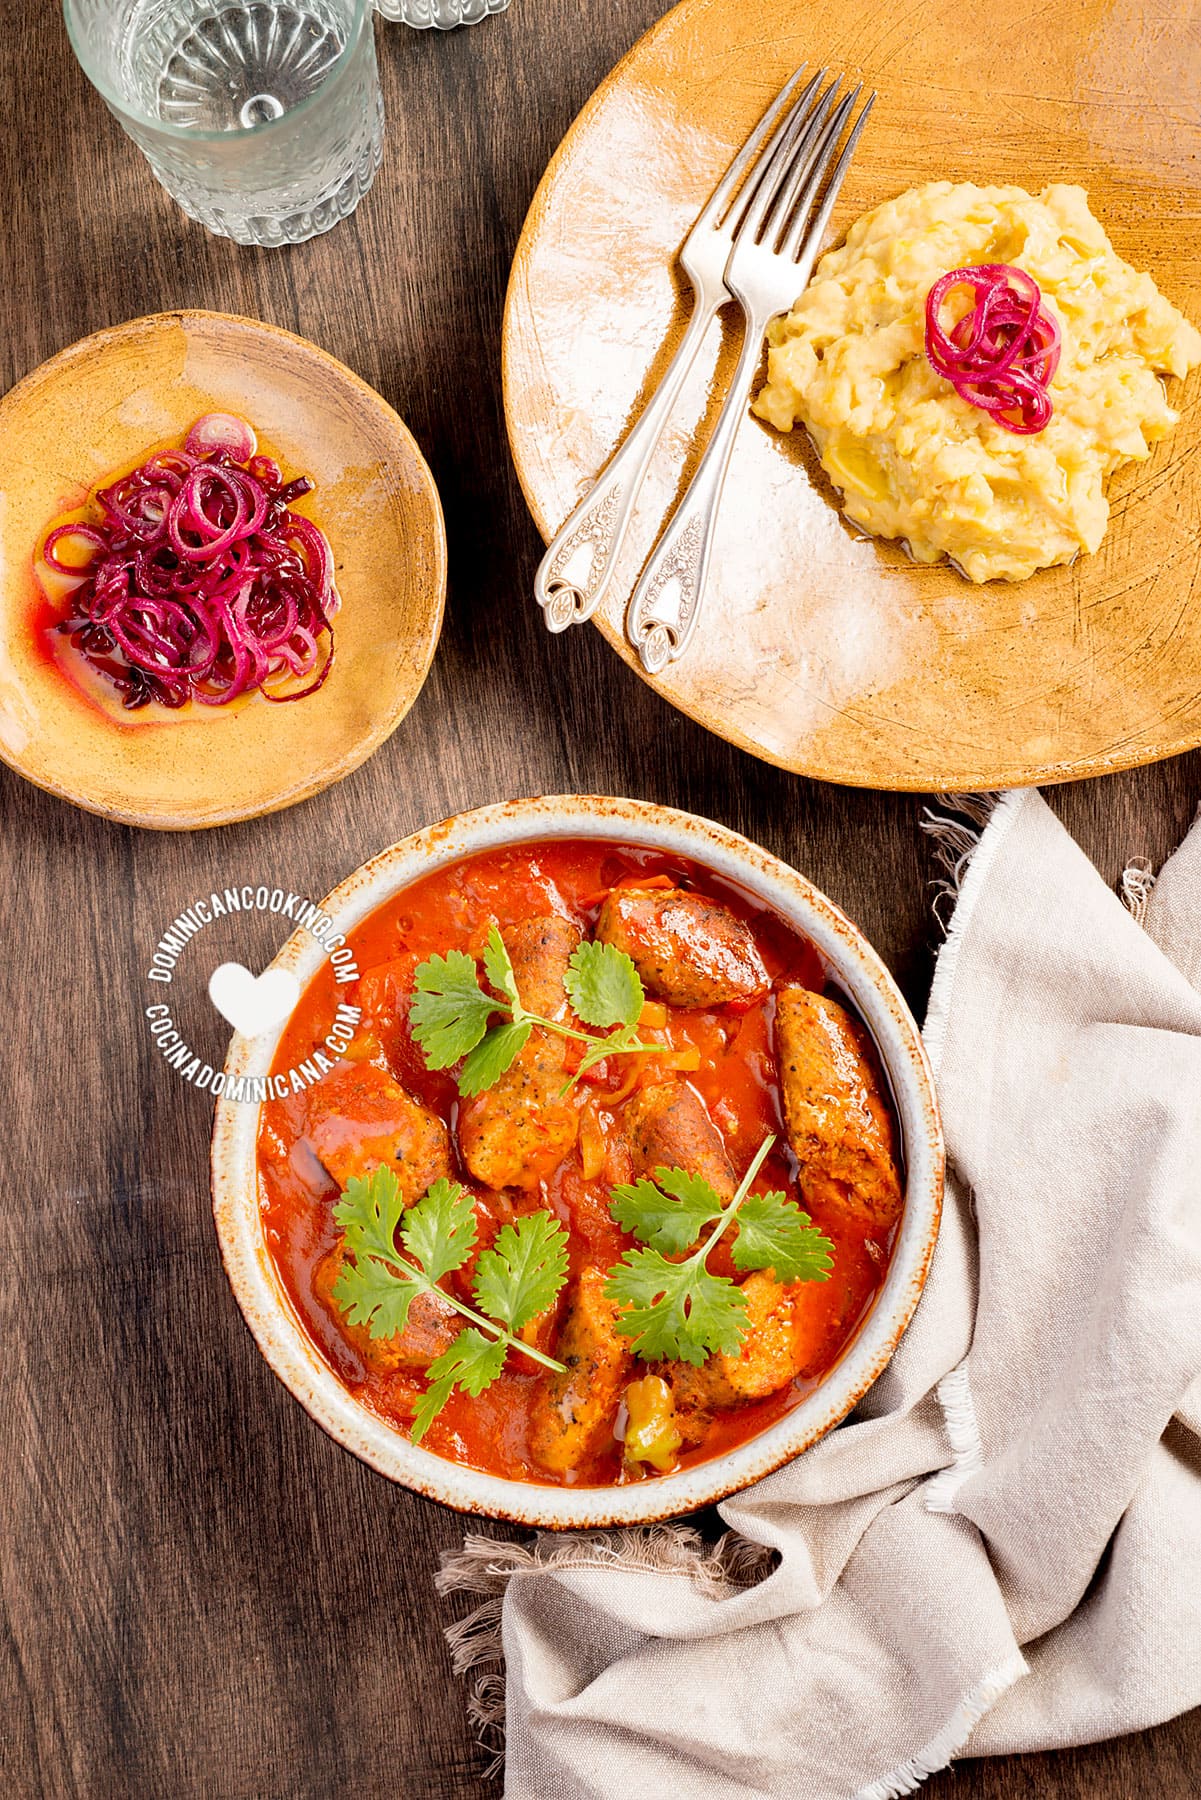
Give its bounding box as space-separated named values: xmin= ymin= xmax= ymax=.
xmin=439 ymin=789 xmax=1201 ymax=1798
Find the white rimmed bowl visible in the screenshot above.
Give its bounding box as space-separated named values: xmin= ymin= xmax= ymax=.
xmin=210 ymin=795 xmax=944 ymax=1526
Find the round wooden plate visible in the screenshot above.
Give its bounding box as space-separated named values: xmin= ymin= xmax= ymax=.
xmin=503 ymin=0 xmax=1201 ymax=791
xmin=0 ymin=312 xmax=446 ymax=828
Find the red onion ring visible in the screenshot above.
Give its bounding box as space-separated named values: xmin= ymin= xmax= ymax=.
xmin=185 ymin=412 xmax=258 ymax=463
xmin=43 ymin=523 xmax=110 ymax=571
xmin=925 ymin=263 xmax=1061 ymax=435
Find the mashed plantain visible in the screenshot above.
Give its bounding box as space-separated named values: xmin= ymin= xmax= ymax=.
xmin=752 ymin=181 xmax=1201 ymax=583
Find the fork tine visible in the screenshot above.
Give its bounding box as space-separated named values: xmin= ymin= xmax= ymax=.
xmin=715 ymin=66 xmax=828 ymax=238
xmin=781 ymin=89 xmax=876 ymax=264
xmin=693 ymin=64 xmax=810 ymax=232
xmin=761 ymin=82 xmax=855 ymax=251
xmin=731 ymin=74 xmax=837 ymax=250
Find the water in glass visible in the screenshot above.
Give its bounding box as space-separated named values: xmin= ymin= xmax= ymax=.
xmin=64 ymin=0 xmax=384 ymax=245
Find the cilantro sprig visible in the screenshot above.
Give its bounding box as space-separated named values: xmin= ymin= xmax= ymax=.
xmin=409 ymin=925 xmax=661 ymax=1097
xmin=604 ymin=1134 xmax=835 ymax=1366
xmin=332 ymin=1167 xmax=569 ymax=1443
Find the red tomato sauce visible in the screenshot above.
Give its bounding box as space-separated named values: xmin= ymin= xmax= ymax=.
xmin=257 ymin=839 xmax=899 ymax=1487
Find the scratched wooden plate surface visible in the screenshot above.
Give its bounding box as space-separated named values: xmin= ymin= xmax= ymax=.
xmin=503 ymin=0 xmax=1201 ymax=790
xmin=0 ymin=312 xmax=446 ymax=828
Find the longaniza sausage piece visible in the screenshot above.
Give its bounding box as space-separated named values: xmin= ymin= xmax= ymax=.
xmin=503 ymin=914 xmax=581 ymax=1023
xmin=306 ymin=1062 xmax=451 ymax=1199
xmin=624 ymin=1079 xmax=737 ymax=1203
xmin=665 ymin=1269 xmax=836 ymax=1435
xmin=312 ymin=1239 xmax=460 ymax=1374
xmin=621 ymin=1081 xmax=840 ymax=1433
xmin=596 ymin=886 xmax=769 ymax=1009
xmin=458 ymin=916 xmax=582 ymax=1189
xmin=530 ymin=1267 xmax=631 ymax=1474
xmin=775 ymin=985 xmax=903 ymax=1233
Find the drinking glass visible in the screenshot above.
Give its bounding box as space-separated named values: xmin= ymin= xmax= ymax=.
xmin=375 ymin=0 xmax=508 ymax=27
xmin=63 ymin=0 xmax=385 ymax=246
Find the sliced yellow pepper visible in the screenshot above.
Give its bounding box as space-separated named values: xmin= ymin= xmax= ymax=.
xmin=623 ymin=1375 xmax=683 ymax=1473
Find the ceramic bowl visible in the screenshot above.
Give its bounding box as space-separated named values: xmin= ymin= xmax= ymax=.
xmin=0 ymin=311 xmax=446 ymax=828
xmin=210 ymin=795 xmax=944 ymax=1526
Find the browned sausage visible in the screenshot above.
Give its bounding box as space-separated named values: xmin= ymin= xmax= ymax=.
xmin=306 ymin=1062 xmax=450 ymax=1200
xmin=775 ymin=986 xmax=903 ymax=1234
xmin=663 ymin=1271 xmax=830 ymax=1437
xmin=504 ymin=916 xmax=581 ymax=1022
xmin=459 ymin=917 xmax=581 ymax=1189
xmin=530 ymin=1267 xmax=632 ymax=1474
xmin=623 ymin=1080 xmax=736 ymax=1202
xmin=596 ymin=887 xmax=769 ymax=1009
xmin=312 ymin=1238 xmax=460 ymax=1374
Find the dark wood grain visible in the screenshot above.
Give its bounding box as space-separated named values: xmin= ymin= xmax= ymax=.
xmin=0 ymin=2 xmax=1197 ymax=1796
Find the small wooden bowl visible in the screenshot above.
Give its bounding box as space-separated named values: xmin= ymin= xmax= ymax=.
xmin=0 ymin=312 xmax=446 ymax=828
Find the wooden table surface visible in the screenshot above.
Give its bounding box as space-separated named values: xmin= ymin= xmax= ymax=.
xmin=1 ymin=1 xmax=1198 ymax=1795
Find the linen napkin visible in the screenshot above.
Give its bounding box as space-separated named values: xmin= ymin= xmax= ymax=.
xmin=438 ymin=788 xmax=1201 ymax=1798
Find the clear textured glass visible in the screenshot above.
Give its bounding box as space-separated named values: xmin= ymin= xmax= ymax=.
xmin=63 ymin=0 xmax=384 ymax=245
xmin=375 ymin=0 xmax=508 ymax=29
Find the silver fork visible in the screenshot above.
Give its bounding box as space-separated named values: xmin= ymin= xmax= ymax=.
xmin=532 ymin=64 xmax=825 ymax=634
xmin=625 ymin=78 xmax=875 ymax=674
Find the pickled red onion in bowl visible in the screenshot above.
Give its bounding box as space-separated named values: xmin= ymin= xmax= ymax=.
xmin=39 ymin=412 xmax=338 ymax=710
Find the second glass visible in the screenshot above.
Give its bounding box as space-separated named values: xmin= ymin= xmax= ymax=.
xmin=376 ymin=0 xmax=508 ymax=25
xmin=63 ymin=0 xmax=384 ymax=246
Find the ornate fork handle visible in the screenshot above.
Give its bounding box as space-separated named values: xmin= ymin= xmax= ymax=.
xmin=626 ymin=308 xmax=770 ymax=673
xmin=533 ymin=299 xmax=721 ymax=632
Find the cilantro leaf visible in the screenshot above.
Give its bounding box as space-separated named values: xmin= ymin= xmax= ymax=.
xmin=482 ymin=925 xmax=521 ymax=1010
xmin=733 ymin=1191 xmax=835 ymax=1283
xmin=459 ymin=1020 xmax=532 ymax=1097
xmin=408 ymin=933 xmax=658 ymax=1098
xmin=334 ymin=1165 xmax=408 ymax=1269
xmin=410 ymin=1327 xmax=507 ymax=1444
xmin=610 ymin=1167 xmax=723 ymax=1255
xmin=328 ymin=1169 xmax=568 ymax=1442
xmin=600 ymin=1133 xmax=836 ymax=1369
xmin=564 ymin=940 xmax=644 ymax=1029
xmin=331 ymin=1167 xmax=422 ymax=1340
xmin=331 ymin=1245 xmax=416 ymax=1341
xmin=604 ymin=1248 xmax=748 ymax=1365
xmin=563 ymin=1020 xmax=638 ymax=1093
xmin=399 ymin=1176 xmax=478 ymax=1284
xmin=410 ymin=949 xmax=500 ymax=1068
xmin=472 ymin=1212 xmax=570 ymax=1332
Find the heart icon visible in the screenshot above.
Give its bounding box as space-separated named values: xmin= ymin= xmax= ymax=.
xmin=208 ymin=962 xmax=301 ymax=1039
